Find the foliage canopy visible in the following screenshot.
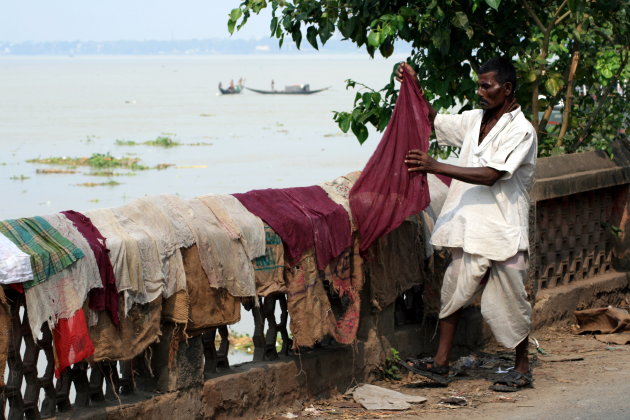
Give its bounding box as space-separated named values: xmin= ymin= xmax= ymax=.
xmin=230 ymin=0 xmax=629 ymax=157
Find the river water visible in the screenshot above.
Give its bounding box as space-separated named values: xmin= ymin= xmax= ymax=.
xmin=1 ymin=54 xmax=405 ymax=365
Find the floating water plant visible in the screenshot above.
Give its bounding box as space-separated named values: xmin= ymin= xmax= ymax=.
xmin=27 ymin=153 xmax=150 ymax=170
xmin=10 ymin=175 xmax=30 ymax=181
xmin=36 ymin=169 xmax=78 ymax=174
xmin=76 ymin=180 xmax=121 ymax=187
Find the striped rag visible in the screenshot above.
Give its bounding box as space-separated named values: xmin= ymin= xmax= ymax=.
xmin=0 ymin=216 xmax=84 ymax=288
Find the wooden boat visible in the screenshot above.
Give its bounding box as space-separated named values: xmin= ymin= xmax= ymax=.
xmin=219 ymin=81 xmax=244 ymax=95
xmin=246 ymin=84 xmax=329 ymax=95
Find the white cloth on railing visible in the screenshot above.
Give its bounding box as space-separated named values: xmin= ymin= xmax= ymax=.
xmin=25 ymin=213 xmax=102 ymax=338
xmin=0 ymin=232 xmax=33 ymax=284
xmin=197 ymin=194 xmax=266 ymax=260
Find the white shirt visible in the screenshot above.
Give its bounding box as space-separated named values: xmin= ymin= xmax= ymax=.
xmin=430 ymin=107 xmax=537 ymax=261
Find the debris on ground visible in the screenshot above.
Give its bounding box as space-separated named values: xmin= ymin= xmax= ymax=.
xmin=438 ymin=396 xmax=468 ymax=406
xmin=352 ymin=383 xmax=427 ymax=410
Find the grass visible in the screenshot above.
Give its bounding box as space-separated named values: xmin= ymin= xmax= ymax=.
xmin=116 ymin=135 xmax=210 ymax=147
xmin=9 ymin=175 xmax=30 ymax=181
xmin=76 ymin=180 xmax=121 ymax=187
xmin=28 ymin=153 xmax=151 ymax=170
xmin=87 ymin=171 xmax=136 ymax=177
xmin=36 ymin=168 xmax=78 ymax=174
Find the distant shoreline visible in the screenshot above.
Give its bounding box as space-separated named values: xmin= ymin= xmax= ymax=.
xmin=0 ymin=38 xmax=411 ymax=57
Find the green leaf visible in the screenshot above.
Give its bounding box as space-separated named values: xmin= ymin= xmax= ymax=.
xmin=544 ymin=77 xmax=563 ymax=96
xmin=485 ymin=0 xmax=501 ymax=10
xmin=525 ymin=70 xmax=537 ymax=83
xmin=367 ymin=31 xmax=381 ymax=48
xmin=351 ymin=120 xmax=369 ymax=144
xmin=306 ymin=26 xmax=319 ymax=49
xmin=337 ymin=113 xmax=351 ymax=133
xmin=228 ymin=20 xmax=236 ymax=35
xmin=229 ymin=8 xmax=243 ymax=22
xmin=451 ymin=12 xmax=469 ymax=29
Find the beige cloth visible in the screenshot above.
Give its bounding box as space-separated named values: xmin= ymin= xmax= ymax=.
xmin=183 ymin=198 xmax=257 ymax=297
xmin=285 ymin=249 xmax=336 ymax=348
xmin=254 ymin=224 xmax=287 ymax=297
xmin=116 ymin=198 xmax=187 ymax=302
xmin=197 ymin=195 xmax=266 ymax=260
xmin=320 ymin=171 xmax=361 ymax=229
xmin=440 ymin=248 xmax=532 ymax=349
xmin=0 ymin=287 xmax=10 ymax=387
xmin=182 ymin=245 xmax=241 ymax=334
xmin=90 ymin=296 xmax=162 ymax=362
xmin=86 ymin=208 xmax=147 ymax=314
xmin=25 ymin=214 xmax=102 ymax=337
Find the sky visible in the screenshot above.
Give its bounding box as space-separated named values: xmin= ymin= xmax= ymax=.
xmin=0 ymin=1 xmax=271 ymax=42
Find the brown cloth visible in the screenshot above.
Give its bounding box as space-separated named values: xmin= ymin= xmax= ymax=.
xmin=89 ymin=296 xmax=162 ymax=362
xmin=325 ymin=237 xmax=364 ymax=344
xmin=285 ymin=249 xmax=336 ymax=348
xmin=254 ymin=225 xmax=287 ymax=297
xmin=574 ymin=307 xmax=630 ymax=334
xmin=0 ymin=287 xmax=10 ymax=386
xmin=366 ymin=215 xmax=430 ymax=311
xmin=162 ymin=289 xmax=190 ymax=325
xmin=574 ymin=307 xmax=630 ymax=345
xmin=182 ymin=245 xmax=241 ymax=335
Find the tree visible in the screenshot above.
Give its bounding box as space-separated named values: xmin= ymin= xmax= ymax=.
xmin=229 ymin=0 xmax=629 ymax=157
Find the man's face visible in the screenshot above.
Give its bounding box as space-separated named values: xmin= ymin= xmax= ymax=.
xmin=477 ymin=71 xmax=512 ymax=110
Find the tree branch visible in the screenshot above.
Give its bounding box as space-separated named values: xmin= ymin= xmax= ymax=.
xmin=554 ymin=10 xmax=572 ymax=26
xmin=521 ymin=0 xmax=546 ymax=32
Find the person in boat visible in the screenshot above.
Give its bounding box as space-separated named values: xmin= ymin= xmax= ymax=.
xmin=229 ymin=79 xmax=236 ymax=93
xmin=398 ymin=57 xmax=537 ymax=392
xmin=271 ymin=80 xmax=275 ymax=91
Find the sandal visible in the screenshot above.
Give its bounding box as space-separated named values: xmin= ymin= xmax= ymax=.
xmin=397 ymin=357 xmax=450 ymax=385
xmin=490 ymin=370 xmax=533 ymax=392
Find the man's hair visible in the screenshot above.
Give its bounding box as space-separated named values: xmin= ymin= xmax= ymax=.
xmin=479 ymin=57 xmax=517 ymax=92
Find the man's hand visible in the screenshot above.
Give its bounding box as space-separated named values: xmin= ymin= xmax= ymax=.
xmin=396 ymin=62 xmax=424 ymax=96
xmin=405 ymin=149 xmax=440 ymax=174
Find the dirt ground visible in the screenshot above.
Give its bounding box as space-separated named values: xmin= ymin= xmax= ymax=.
xmin=260 ymin=325 xmax=630 ymax=419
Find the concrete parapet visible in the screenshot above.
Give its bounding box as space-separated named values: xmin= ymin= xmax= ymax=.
xmin=532 ymin=271 xmax=630 ymax=330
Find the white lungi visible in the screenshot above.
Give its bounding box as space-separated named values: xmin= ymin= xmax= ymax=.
xmin=439 ymin=248 xmax=532 ymax=349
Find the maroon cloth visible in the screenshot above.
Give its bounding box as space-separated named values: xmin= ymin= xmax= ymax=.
xmin=350 ymin=69 xmax=432 ymax=253
xmin=233 ymin=186 xmax=352 ymax=270
xmin=61 ymin=210 xmax=119 ymax=326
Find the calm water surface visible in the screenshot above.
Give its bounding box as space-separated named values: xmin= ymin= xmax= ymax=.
xmin=0 ymin=55 xmax=403 ymax=219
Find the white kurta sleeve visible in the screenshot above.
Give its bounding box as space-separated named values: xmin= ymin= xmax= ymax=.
xmin=434 ymin=111 xmax=475 ymax=148
xmin=486 ymin=128 xmax=537 ymax=180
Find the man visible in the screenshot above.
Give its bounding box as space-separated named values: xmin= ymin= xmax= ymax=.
xmin=396 ymin=57 xmax=537 ymax=391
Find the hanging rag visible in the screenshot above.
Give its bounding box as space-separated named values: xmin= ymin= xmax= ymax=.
xmin=253 ymin=224 xmax=287 ymax=297
xmin=0 ymin=233 xmax=33 ymax=284
xmin=234 ymin=186 xmax=352 ymax=270
xmin=86 ymin=208 xmax=162 ymax=313
xmin=25 ymin=213 xmax=102 ymax=338
xmin=0 ymin=216 xmax=84 ymax=288
xmin=116 ymin=198 xmax=189 ymax=300
xmin=197 ymin=194 xmax=266 ymax=260
xmin=53 ymin=308 xmax=95 ymax=378
xmin=325 ymin=237 xmax=364 ymax=344
xmin=61 ymin=210 xmax=120 ymax=326
xmin=0 ymin=287 xmax=10 ymax=387
xmin=349 ymin=69 xmax=432 ymax=253
xmin=319 ymin=171 xmax=362 ymax=230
